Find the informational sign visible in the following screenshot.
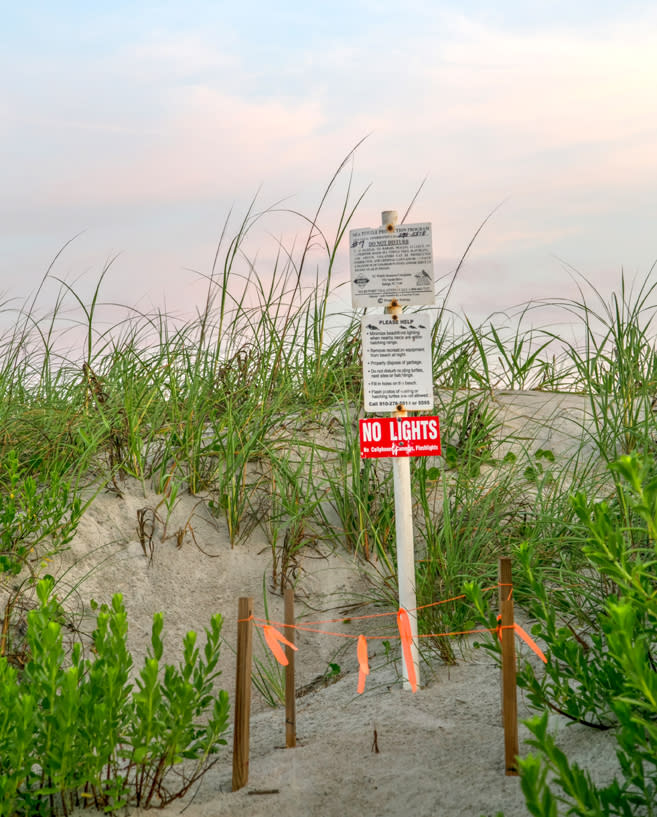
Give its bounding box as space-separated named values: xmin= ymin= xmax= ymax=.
xmin=361 ymin=315 xmax=434 ymax=412
xmin=359 ymin=416 xmax=441 ymax=459
xmin=349 ymin=223 xmax=434 ymax=307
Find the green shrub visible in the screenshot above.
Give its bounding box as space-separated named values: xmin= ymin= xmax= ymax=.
xmin=516 ymin=453 xmax=657 ymax=815
xmin=0 ymin=577 xmax=229 ymax=816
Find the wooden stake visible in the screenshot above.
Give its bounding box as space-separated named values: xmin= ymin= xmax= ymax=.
xmin=498 ymin=557 xmax=519 ymax=775
xmin=232 ymin=597 xmax=253 ymax=791
xmin=284 ymin=586 xmax=297 ymax=748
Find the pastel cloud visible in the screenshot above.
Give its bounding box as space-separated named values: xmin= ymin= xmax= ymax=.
xmin=3 ymin=3 xmax=657 ymax=322
xmin=7 ymin=9 xmax=657 ymax=209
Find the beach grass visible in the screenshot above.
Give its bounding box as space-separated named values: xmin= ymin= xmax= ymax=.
xmin=1 ymin=168 xmax=656 ymax=622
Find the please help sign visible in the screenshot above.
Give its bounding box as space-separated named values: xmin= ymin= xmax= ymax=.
xmin=359 ymin=416 xmax=441 ymax=459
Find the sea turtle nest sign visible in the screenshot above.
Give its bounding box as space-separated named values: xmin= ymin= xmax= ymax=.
xmin=349 ymin=223 xmax=434 ymax=307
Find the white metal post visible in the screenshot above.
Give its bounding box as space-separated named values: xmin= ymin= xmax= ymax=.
xmin=382 ymin=210 xmax=420 ymax=690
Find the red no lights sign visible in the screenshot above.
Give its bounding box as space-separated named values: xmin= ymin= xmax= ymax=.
xmin=359 ymin=416 xmax=441 ymax=459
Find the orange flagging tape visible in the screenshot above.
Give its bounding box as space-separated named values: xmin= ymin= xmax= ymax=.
xmin=239 ymin=585 xmax=507 ymax=627
xmin=242 ymin=585 xmax=506 ymax=628
xmin=496 ymin=616 xmax=546 ymax=663
xmin=263 ymin=624 xmax=298 ymax=666
xmin=300 ymin=585 xmax=502 ymax=626
xmin=513 ymin=623 xmax=547 ymax=663
xmin=357 ymin=635 xmax=369 ymax=694
xmin=255 ymin=617 xmax=545 ymax=659
xmin=397 ymin=608 xmax=418 ymax=693
xmin=247 ymin=583 xmax=548 ymax=692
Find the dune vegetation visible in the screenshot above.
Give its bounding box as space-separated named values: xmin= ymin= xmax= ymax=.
xmin=1 ymin=163 xmax=656 ymax=815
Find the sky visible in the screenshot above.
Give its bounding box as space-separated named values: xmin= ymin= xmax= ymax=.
xmin=3 ymin=0 xmax=657 ymax=339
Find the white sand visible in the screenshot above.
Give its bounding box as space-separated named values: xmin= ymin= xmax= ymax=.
xmin=45 ymin=391 xmax=620 ymax=816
